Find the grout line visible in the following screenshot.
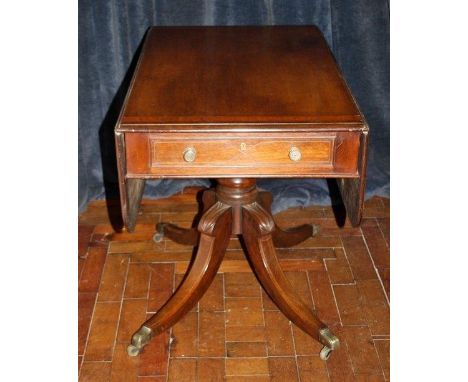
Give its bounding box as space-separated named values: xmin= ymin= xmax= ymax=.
xmin=78 ymin=229 xmax=93 ymax=283
xmin=138 ymin=264 xmax=153 ymax=378
xmin=196 ymin=298 xmax=200 ymax=377
xmin=259 ymin=283 xmax=270 ymax=370
xmin=78 ymin=356 xmax=83 ymax=374
xmin=109 ymin=256 xmax=131 ymax=367
xmin=224 ymin=296 xmax=263 ymax=300
xmin=322 ymin=249 xmax=347 ymax=380
xmin=305 ymin=270 xmax=316 ymax=311
xmin=165 ymin=329 xmax=172 ymax=382
xmin=222 ymin=274 xmax=227 ymax=378
xmin=327 ymin=269 xmax=343 ymax=327
xmin=327 ymin=282 xmax=356 ymax=286
xmin=371 ymin=335 xmax=388 ymax=380
xmin=323 ymin=353 xmax=332 ymax=381
xmin=79 ymin=244 xmax=109 ymax=374
xmin=337 ymin=245 xmax=357 ymax=284
xmin=195 ymin=327 xmax=199 ymax=382
xmin=315 ymin=269 xmax=333 ymax=381
xmin=224 ymin=374 xmax=270 ymax=377
xmin=360 ymin=230 xmax=390 ymax=306
xmin=376 ymin=217 xmax=390 ymax=250
xmin=169 ymin=356 xmax=225 ymax=359
xmin=172 ymin=355 xmax=300 ymax=359
xmin=342 ymin=331 xmax=356 ymax=376
xmin=165 ymin=265 xmax=177 ymax=381
xmin=145 ymin=263 xmax=152 ymax=312
xmin=289 ymin=318 xmax=302 ymax=382
xmin=121 ymin=297 xmax=149 ymax=301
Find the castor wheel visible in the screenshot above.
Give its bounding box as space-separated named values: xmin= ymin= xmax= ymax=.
xmin=319 ymin=346 xmax=332 ymax=360
xmin=127 ymin=344 xmax=141 ymax=357
xmin=312 ymin=224 xmax=320 ymax=236
xmin=318 ymin=327 xmax=340 ymax=361
xmin=153 ymin=223 xmax=166 ymax=243
xmin=127 ymin=326 xmax=153 ymax=357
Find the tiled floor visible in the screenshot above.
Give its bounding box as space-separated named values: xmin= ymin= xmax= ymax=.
xmin=78 ymin=188 xmax=390 ymax=381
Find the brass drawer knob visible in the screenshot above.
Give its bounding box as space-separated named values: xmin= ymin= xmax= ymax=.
xmin=183 ymin=147 xmax=197 ymax=162
xmin=289 ymin=146 xmax=302 ymax=161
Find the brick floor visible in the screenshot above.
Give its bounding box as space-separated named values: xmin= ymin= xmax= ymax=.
xmin=78 ymin=188 xmax=390 ymax=381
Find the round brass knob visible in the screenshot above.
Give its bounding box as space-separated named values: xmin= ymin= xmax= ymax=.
xmin=289 ymin=146 xmax=302 ymax=162
xmin=183 ymin=147 xmax=197 ymax=162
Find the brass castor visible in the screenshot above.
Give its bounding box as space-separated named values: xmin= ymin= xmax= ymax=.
xmin=127 ymin=326 xmax=153 ymax=357
xmin=320 ymin=346 xmax=333 ymax=361
xmin=152 ymin=223 xmax=165 ymax=243
xmin=318 ymin=327 xmax=340 ymax=361
xmin=127 ymin=344 xmax=141 ymax=357
xmin=312 ymin=224 xmax=320 ymax=236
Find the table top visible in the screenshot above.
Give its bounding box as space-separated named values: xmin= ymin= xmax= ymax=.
xmin=118 ymin=26 xmax=365 ymax=131
xmin=116 ymin=26 xmax=369 ymax=231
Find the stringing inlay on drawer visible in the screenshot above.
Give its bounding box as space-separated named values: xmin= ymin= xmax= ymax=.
xmin=124 ymin=132 xmax=360 ymax=177
xmin=151 ymin=136 xmax=334 ymax=167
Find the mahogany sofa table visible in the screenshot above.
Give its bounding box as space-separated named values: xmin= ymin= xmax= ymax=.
xmin=115 ymin=26 xmax=368 ymax=361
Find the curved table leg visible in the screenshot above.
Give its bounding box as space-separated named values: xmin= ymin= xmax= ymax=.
xmin=258 ymin=191 xmax=318 ymax=248
xmin=242 ymin=202 xmax=340 ymax=360
xmin=153 ymin=189 xmax=217 ymax=245
xmin=153 ymin=223 xmax=198 ymax=245
xmin=128 ymin=201 xmax=232 ymax=356
xmin=271 ymin=223 xmax=318 ymax=249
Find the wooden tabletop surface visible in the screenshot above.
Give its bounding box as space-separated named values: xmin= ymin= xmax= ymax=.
xmin=119 ymin=26 xmax=364 ymax=129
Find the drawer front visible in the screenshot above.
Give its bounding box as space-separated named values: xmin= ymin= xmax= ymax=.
xmin=125 ymin=132 xmax=360 ymax=177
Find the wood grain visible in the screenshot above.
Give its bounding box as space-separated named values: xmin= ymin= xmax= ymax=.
xmin=118 ymin=26 xmax=363 ymax=126
xmin=111 ymin=25 xmax=372 ymax=374
xmin=78 ymin=194 xmax=390 ymax=381
xmin=115 ymin=26 xmax=369 ymax=231
xmin=125 ymin=131 xmax=361 ymax=178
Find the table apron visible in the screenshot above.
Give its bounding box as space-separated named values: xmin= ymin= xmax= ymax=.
xmin=124 ymin=131 xmax=362 ymax=178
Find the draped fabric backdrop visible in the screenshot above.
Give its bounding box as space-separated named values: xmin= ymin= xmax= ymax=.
xmin=79 ymin=0 xmax=389 ymax=214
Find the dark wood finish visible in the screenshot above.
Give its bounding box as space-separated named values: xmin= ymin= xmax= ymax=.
xmin=115 ymin=132 xmax=146 ymax=233
xmin=124 ymin=131 xmax=360 ymax=178
xmin=125 ymin=179 xmax=145 ymax=232
xmin=143 ymin=201 xmax=232 ymax=336
xmin=130 ymin=180 xmax=338 ymax=357
xmin=155 ymin=223 xmax=199 ymax=246
xmin=258 ymin=191 xmax=318 ymax=248
xmin=337 ymin=131 xmax=369 ymax=226
xmin=115 ymin=26 xmax=368 ymax=231
xmin=115 ymin=26 xmax=369 ymax=357
xmin=155 ymin=188 xmax=217 ymax=245
xmin=118 ymin=26 xmax=362 ymax=126
xmin=166 ymin=184 xmax=315 ymax=258
xmin=79 ymin=195 xmax=390 ymax=380
xmin=241 ymin=201 xmax=326 ymax=340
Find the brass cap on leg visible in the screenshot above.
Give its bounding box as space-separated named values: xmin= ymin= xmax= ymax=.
xmin=153 ymin=223 xmax=166 ymax=243
xmin=318 ymin=327 xmax=340 ymax=361
xmin=127 ymin=326 xmax=153 ymax=357
xmin=312 ymin=224 xmax=320 ymax=236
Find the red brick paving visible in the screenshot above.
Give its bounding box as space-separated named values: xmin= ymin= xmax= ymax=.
xmin=79 ymin=191 xmax=390 ymax=381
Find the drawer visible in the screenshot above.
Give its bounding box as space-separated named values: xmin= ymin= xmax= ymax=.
xmin=124 ymin=132 xmax=360 ymax=178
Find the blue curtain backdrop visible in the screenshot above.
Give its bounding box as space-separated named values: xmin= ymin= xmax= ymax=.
xmin=79 ymin=0 xmax=389 ymax=214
